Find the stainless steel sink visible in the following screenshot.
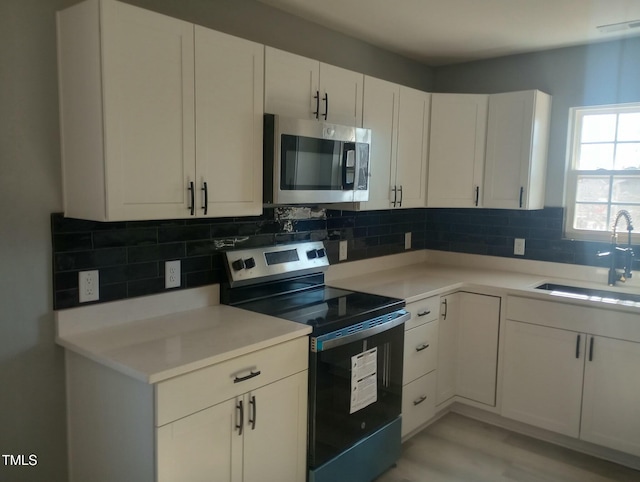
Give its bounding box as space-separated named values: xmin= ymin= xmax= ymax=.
xmin=535 ymin=283 xmax=640 ymax=304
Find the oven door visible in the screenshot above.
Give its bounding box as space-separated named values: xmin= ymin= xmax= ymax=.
xmin=307 ymin=310 xmax=408 ymax=468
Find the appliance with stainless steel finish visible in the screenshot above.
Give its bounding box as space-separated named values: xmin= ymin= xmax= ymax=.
xmin=264 ymin=114 xmax=371 ymax=205
xmin=222 ymin=242 xmax=406 ymax=482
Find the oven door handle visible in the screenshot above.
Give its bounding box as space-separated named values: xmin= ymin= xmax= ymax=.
xmin=311 ymin=310 xmax=410 ymax=352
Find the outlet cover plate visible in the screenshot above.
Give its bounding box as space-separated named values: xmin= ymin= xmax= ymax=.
xmin=405 ymin=232 xmax=412 ymax=250
xmin=514 ymin=238 xmax=526 ymax=256
xmin=79 ymin=270 xmax=99 ymax=303
xmin=339 ymin=240 xmax=348 ymax=261
xmin=165 ymin=260 xmax=181 ymax=289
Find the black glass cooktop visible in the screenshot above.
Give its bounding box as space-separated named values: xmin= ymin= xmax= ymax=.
xmin=234 ymin=284 xmax=404 ymax=336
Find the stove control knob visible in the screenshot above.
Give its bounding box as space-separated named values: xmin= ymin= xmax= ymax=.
xmin=306 ymin=249 xmax=318 ymax=259
xmin=316 ymin=248 xmax=326 ymax=258
xmin=231 ymin=259 xmax=245 ymax=271
xmin=244 ymin=257 xmax=256 ymax=269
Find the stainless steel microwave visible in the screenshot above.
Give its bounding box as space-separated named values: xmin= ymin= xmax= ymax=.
xmin=264 ymin=114 xmax=371 ymax=205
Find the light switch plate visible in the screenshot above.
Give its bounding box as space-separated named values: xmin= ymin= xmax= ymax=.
xmin=405 ymin=232 xmax=412 ymax=250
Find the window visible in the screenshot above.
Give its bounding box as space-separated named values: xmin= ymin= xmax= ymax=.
xmin=565 ymin=103 xmax=640 ymax=240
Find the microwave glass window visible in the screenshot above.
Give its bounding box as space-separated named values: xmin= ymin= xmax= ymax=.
xmin=281 ymin=135 xmax=344 ymax=190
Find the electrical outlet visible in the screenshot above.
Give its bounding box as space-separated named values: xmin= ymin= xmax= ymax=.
xmin=79 ymin=270 xmax=99 ymax=303
xmin=514 ymin=238 xmax=526 ymax=256
xmin=405 ymin=232 xmax=412 ymax=250
xmin=339 ymin=240 xmax=348 ymax=261
xmin=165 ymin=260 xmax=181 ymax=289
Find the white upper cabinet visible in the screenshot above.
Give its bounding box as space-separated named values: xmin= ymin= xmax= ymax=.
xmin=483 ymin=90 xmax=551 ymax=210
xmin=427 ymin=93 xmax=488 ymax=208
xmin=354 ymin=78 xmax=430 ymax=211
xmin=195 ymin=26 xmax=263 ymax=218
xmin=264 ymin=47 xmax=363 ymax=126
xmin=57 ymin=0 xmax=263 ymax=221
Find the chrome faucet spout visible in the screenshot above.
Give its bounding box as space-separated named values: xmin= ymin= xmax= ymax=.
xmin=606 ymin=210 xmax=635 ymax=285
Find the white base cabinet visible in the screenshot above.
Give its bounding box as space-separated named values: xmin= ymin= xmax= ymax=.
xmin=436 ymin=292 xmax=500 ymax=407
xmin=504 ymin=296 xmax=640 ymax=457
xmin=65 ymin=337 xmax=309 ymax=482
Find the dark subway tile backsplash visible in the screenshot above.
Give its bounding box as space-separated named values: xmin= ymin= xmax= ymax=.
xmin=51 ymin=206 xmax=632 ymax=309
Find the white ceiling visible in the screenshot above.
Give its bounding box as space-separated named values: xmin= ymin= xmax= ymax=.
xmin=256 ymin=0 xmax=640 ymax=66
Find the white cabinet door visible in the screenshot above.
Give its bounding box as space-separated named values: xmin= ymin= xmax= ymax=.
xmin=101 ymin=0 xmax=196 ymax=220
xmin=195 ymin=27 xmax=263 ymax=218
xmin=501 ymin=320 xmax=584 ymax=437
xmin=483 ymin=90 xmax=551 ymax=209
xmin=243 ymin=371 xmax=308 ymax=482
xmin=157 ymin=397 xmax=242 ymax=482
xmin=264 ymin=47 xmax=319 ymax=120
xmin=581 ymin=336 xmax=640 ymax=457
xmin=427 ymin=94 xmax=488 ymax=208
xmin=319 ymin=63 xmax=363 ymax=126
xmin=436 ymin=293 xmax=459 ymax=405
xmin=395 ymin=87 xmax=430 ymax=208
xmin=358 ymin=76 xmax=399 ymax=210
xmin=456 ymin=292 xmax=500 ymax=406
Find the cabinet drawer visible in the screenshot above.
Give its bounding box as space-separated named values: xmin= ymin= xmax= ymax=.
xmin=402 ymin=371 xmax=436 ymax=437
xmin=405 ymin=296 xmax=439 ymax=330
xmin=403 ymin=320 xmax=438 ymax=384
xmin=156 ymin=336 xmax=308 ymax=426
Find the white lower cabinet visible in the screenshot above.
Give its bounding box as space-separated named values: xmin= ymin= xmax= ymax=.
xmin=436 ymin=292 xmax=501 ymax=407
xmin=157 ymin=370 xmax=308 ymax=482
xmin=401 ymin=297 xmax=439 ymax=437
xmin=503 ymin=296 xmax=640 ymax=457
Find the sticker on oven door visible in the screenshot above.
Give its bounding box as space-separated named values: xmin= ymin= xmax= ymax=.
xmin=350 ymin=347 xmax=377 ymax=414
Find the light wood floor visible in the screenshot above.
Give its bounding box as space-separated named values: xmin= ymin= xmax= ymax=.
xmin=375 ymin=413 xmax=640 ymax=482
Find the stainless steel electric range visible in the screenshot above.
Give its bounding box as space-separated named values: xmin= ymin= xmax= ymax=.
xmin=221 ymin=241 xmax=408 ymax=482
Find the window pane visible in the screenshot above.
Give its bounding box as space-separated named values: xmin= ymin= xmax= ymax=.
xmin=614 ymin=143 xmax=640 ymax=170
xmin=581 ymin=114 xmax=616 ymax=143
xmin=576 ymin=176 xmax=610 ymax=202
xmin=609 ymin=205 xmax=640 ymax=232
xmin=574 ymin=203 xmax=609 ymax=231
xmin=617 ymin=113 xmax=640 ymax=141
xmin=578 ymin=143 xmax=614 ymax=169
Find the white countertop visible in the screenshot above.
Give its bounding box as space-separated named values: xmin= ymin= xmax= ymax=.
xmin=56 ymin=286 xmax=311 ymax=384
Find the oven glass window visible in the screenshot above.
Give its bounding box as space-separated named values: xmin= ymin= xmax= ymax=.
xmin=308 ymin=323 xmax=403 ymax=468
xmin=281 ymin=134 xmax=344 ymax=190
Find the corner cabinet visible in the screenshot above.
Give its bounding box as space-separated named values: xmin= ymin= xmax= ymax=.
xmin=427 ymin=94 xmax=488 ymax=208
xmin=57 ymin=0 xmax=263 ymax=221
xmin=264 ymin=47 xmax=363 ymax=127
xmin=483 ymin=90 xmax=551 ymax=210
xmin=436 ymin=292 xmax=500 ymax=408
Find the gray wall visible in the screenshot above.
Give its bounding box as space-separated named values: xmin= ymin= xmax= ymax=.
xmin=0 ymin=0 xmax=432 ymax=480
xmin=433 ymin=37 xmax=640 ymax=207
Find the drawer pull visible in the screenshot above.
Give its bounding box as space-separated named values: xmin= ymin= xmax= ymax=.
xmin=413 ymin=395 xmax=427 ymax=406
xmin=417 ymin=310 xmax=431 ymax=317
xmin=233 ymin=369 xmax=262 ymax=384
xmin=416 ymin=343 xmax=430 ymax=352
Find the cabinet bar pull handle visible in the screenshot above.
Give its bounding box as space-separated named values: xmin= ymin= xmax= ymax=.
xmin=398 ymin=185 xmax=403 ymax=207
xmin=416 ymin=343 xmax=429 ymax=352
xmin=323 ymin=93 xmax=328 ymax=120
xmin=417 ymin=310 xmax=431 ymax=317
xmin=391 ymin=186 xmax=397 ymax=207
xmin=249 ymin=395 xmax=257 ymax=430
xmin=589 ymin=337 xmax=595 ymax=361
xmin=576 ymin=334 xmax=581 ymax=359
xmin=442 ymin=298 xmax=448 ymax=320
xmin=313 ymin=91 xmax=320 ymax=119
xmin=519 ymin=186 xmax=524 ymax=208
xmin=236 ymin=399 xmax=244 ymax=435
xmin=201 ymin=181 xmax=208 ymax=215
xmin=475 ymin=186 xmax=480 ymax=206
xmin=413 ymin=395 xmax=427 ymax=406
xmin=233 ymin=369 xmax=261 ymax=383
xmin=188 ymin=181 xmax=195 ymax=216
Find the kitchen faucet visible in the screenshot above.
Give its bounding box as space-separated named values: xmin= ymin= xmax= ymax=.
xmin=598 ymin=209 xmax=634 ymax=286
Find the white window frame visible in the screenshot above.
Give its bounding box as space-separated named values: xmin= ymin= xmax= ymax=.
xmin=564 ymin=102 xmax=640 ymax=242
